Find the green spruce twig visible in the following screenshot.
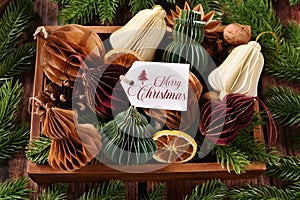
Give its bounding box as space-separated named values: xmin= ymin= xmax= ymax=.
xmin=228 ymin=181 xmax=300 ymax=200
xmin=97 ymin=0 xmax=119 ymax=24
xmin=0 ymin=177 xmax=34 ymax=200
xmin=0 ymin=0 xmax=33 ymax=62
xmin=264 ymin=86 xmax=300 ymax=127
xmin=214 ymin=145 xmax=250 ymax=174
xmin=185 ymin=179 xmax=227 ymax=200
xmin=0 ymin=80 xmax=29 ymax=162
xmin=58 ymin=0 xmax=98 ymax=25
xmin=266 ymin=156 xmax=300 ymax=181
xmin=0 ymin=42 xmax=35 ymax=81
xmin=284 ymin=21 xmax=300 ymax=48
xmin=38 ymin=183 xmax=67 ymax=200
xmin=128 ymin=0 xmax=156 ymax=14
xmin=26 ymin=135 xmax=51 ymax=165
xmin=78 ymin=180 xmax=126 ymax=200
xmin=141 ymin=183 xmax=166 ymax=200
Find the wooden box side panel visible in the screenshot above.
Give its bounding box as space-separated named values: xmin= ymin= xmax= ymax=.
xmin=28 ymin=26 xmax=266 ymax=183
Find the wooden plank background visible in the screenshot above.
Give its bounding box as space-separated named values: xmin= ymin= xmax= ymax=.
xmin=0 ymin=0 xmax=299 ymax=199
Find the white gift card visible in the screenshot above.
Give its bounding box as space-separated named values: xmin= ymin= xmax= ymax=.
xmin=121 ymin=61 xmax=189 ymax=111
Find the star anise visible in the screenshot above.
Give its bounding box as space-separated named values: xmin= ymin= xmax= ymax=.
xmin=165 ymin=1 xmax=224 ymax=40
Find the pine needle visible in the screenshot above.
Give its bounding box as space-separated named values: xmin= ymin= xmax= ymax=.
xmin=129 ymin=0 xmax=156 ymax=14
xmin=0 ymin=177 xmax=34 ymax=200
xmin=78 ymin=180 xmax=126 ymax=200
xmin=0 ymin=123 xmax=29 ymax=162
xmin=231 ymin=112 xmax=281 ymax=166
xmin=38 ymin=183 xmax=67 ymax=200
xmin=97 ymin=0 xmax=119 ymax=23
xmin=214 ymin=145 xmax=250 ymax=174
xmin=26 ymin=135 xmax=51 ymax=165
xmin=0 ymin=0 xmax=33 ymax=61
xmin=185 ymin=179 xmax=227 ymax=200
xmin=58 ymin=0 xmax=98 ymax=25
xmin=0 ymin=80 xmax=29 ymax=162
xmin=0 ymin=79 xmax=22 ymax=129
xmin=0 ymin=42 xmax=35 ymax=81
xmin=141 ymin=183 xmax=166 ymax=200
xmin=147 ymin=183 xmax=166 ymax=200
xmin=228 ymin=183 xmax=299 ymax=200
xmin=266 ymin=156 xmax=300 ymax=181
xmin=284 ymin=21 xmax=300 ymax=48
xmin=264 ymin=86 xmax=300 ymax=127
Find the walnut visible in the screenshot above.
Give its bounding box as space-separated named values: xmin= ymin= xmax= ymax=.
xmin=223 ymin=23 xmax=251 ymax=45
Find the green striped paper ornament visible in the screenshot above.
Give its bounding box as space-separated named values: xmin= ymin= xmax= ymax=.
xmin=101 ymin=106 xmax=157 ymax=165
xmin=163 ymin=10 xmax=208 ymax=76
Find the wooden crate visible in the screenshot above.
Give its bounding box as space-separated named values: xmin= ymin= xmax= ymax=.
xmin=27 ymin=26 xmax=266 ymax=184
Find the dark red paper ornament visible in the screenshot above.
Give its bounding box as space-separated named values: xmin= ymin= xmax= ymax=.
xmin=81 ymin=63 xmax=129 ymax=119
xmin=67 ymin=55 xmax=130 ymax=119
xmin=199 ymin=93 xmax=278 ymax=147
xmin=199 ymin=100 xmax=239 ymax=145
xmin=223 ymin=93 xmax=255 ymax=128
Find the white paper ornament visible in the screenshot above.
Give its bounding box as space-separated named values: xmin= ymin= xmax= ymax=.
xmin=208 ymin=41 xmax=264 ymax=99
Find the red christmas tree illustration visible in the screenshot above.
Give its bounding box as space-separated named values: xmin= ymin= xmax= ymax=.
xmin=138 ymin=69 xmax=148 ymax=85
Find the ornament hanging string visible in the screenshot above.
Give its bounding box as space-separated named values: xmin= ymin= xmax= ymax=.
xmin=255 ymin=31 xmax=280 ymax=55
xmin=253 ymin=96 xmax=278 ymax=148
xmin=64 ymin=55 xmax=88 ymax=81
xmin=33 ymin=26 xmax=49 ymax=40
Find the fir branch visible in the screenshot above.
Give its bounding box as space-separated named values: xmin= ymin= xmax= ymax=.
xmin=185 ymin=179 xmax=226 ymax=200
xmin=228 ymin=184 xmax=293 ymax=200
xmin=288 ymin=181 xmax=300 ymax=197
xmin=0 ymin=79 xmax=22 ymax=129
xmin=141 ymin=183 xmax=166 ymax=200
xmin=0 ymin=80 xmax=30 ymax=162
xmin=0 ymin=123 xmax=29 ymax=162
xmin=26 ymin=135 xmax=51 ymax=165
xmin=266 ymin=41 xmax=300 ymax=82
xmin=266 ymin=156 xmax=300 ymax=181
xmin=38 ymin=183 xmax=67 ymax=200
xmin=231 ymin=113 xmax=281 ymax=165
xmin=264 ymin=86 xmax=300 ymax=127
xmin=284 ymin=21 xmax=300 ymax=48
xmin=0 ymin=177 xmax=34 ymax=200
xmin=0 ymin=42 xmax=35 ymax=81
xmin=0 ymin=0 xmax=33 ymax=61
xmin=129 ymin=0 xmax=156 ymax=14
xmin=214 ymin=145 xmax=250 ymax=174
xmin=97 ymin=0 xmax=119 ymax=23
xmin=78 ymin=180 xmax=126 ymax=200
xmin=220 ymin=0 xmax=282 ymax=37
xmin=232 ymin=132 xmax=281 ymax=166
xmin=58 ymin=0 xmax=98 ymax=25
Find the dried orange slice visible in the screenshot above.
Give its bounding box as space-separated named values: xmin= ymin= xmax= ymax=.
xmin=152 ymin=130 xmax=197 ymax=163
xmin=104 ymin=48 xmax=144 ymax=68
